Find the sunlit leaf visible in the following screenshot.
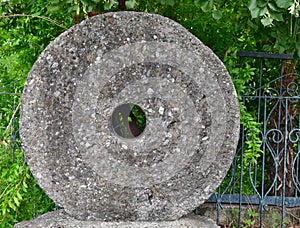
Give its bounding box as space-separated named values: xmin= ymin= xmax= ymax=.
xmin=8 ymin=200 xmax=16 ymax=211
xmin=201 ymin=0 xmax=213 ymax=12
xmin=67 ymin=5 xmax=79 ymax=13
xmin=248 ymin=0 xmax=257 ymax=10
xmin=276 ymin=0 xmax=293 ymax=9
xmin=194 ymin=0 xmax=200 ymax=6
xmin=125 ymin=0 xmax=136 ymax=9
xmin=268 ymin=2 xmax=280 ymax=12
xmin=13 ymin=196 xmax=20 ymax=207
xmin=270 ymin=12 xmax=284 ymax=21
xmin=257 ymin=0 xmax=267 ymax=7
xmin=259 ymin=7 xmax=267 ymax=16
xmin=16 ymin=191 xmax=22 ymax=200
xmin=167 ymin=0 xmax=175 ymax=6
xmin=47 ymin=6 xmax=60 ymax=13
xmin=261 ymin=17 xmax=273 ymax=26
xmin=212 ymin=9 xmax=222 ymax=20
xmin=104 ymin=0 xmax=115 ymax=10
xmin=250 ymin=6 xmax=260 ymax=18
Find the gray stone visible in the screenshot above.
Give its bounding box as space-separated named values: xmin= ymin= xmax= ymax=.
xmin=19 ymin=11 xmax=239 ymax=222
xmin=14 ymin=210 xmax=219 ymax=228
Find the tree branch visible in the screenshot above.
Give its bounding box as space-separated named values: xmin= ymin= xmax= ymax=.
xmin=0 ymin=14 xmax=67 ymax=29
xmin=118 ymin=0 xmax=127 ymax=11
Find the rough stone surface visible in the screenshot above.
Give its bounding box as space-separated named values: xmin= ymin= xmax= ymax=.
xmin=14 ymin=210 xmax=220 ymax=228
xmin=19 ymin=11 xmax=240 ymax=222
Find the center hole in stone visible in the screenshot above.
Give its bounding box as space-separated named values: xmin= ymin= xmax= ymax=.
xmin=111 ymin=103 xmax=146 ymax=139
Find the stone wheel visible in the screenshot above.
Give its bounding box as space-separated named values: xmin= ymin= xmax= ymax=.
xmin=20 ymin=12 xmax=240 ymax=221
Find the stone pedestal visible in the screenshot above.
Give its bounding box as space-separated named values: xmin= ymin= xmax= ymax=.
xmin=16 ymin=11 xmax=239 ymax=228
xmin=15 ymin=210 xmax=219 ymax=228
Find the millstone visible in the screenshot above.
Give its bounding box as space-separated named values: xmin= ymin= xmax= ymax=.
xmin=20 ymin=11 xmax=240 ymax=221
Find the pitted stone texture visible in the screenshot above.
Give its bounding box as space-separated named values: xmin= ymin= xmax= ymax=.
xmin=20 ymin=12 xmax=240 ymax=221
xmin=14 ymin=210 xmax=220 ymax=228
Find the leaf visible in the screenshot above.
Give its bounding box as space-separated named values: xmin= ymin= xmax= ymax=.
xmin=276 ymin=0 xmax=293 ymax=9
xmin=167 ymin=0 xmax=175 ymax=6
xmin=270 ymin=12 xmax=284 ymax=21
xmin=259 ymin=7 xmax=267 ymax=16
xmin=22 ymin=180 xmax=28 ymax=188
xmin=257 ymin=0 xmax=267 ymax=8
xmin=8 ymin=200 xmax=16 ymax=211
xmin=261 ymin=17 xmax=273 ymax=26
xmin=47 ymin=5 xmax=60 ymax=13
xmin=1 ymin=205 xmax=6 ymax=216
xmin=268 ymin=2 xmax=280 ymax=12
xmin=67 ymin=5 xmax=79 ymax=13
xmin=87 ymin=6 xmax=93 ymax=12
xmin=250 ymin=6 xmax=261 ymax=18
xmin=194 ymin=0 xmax=200 ymax=6
xmin=296 ymin=42 xmax=300 ymax=58
xmin=1 ymin=169 xmax=8 ymax=178
xmin=125 ymin=0 xmax=136 ymax=9
xmin=212 ymin=9 xmax=222 ymax=20
xmin=16 ymin=191 xmax=22 ymax=200
xmin=201 ymin=0 xmax=213 ymax=12
xmin=13 ymin=196 xmax=20 ymax=207
xmin=248 ymin=0 xmax=257 ymax=10
xmin=104 ymin=0 xmax=114 ymax=10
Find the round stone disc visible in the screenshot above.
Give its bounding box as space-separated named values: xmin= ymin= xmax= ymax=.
xmin=20 ymin=12 xmax=240 ymax=221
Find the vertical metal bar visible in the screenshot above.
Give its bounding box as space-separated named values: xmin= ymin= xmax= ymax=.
xmin=257 ymin=58 xmax=263 ymax=121
xmin=279 ymin=60 xmax=285 ymax=227
xmin=237 ymin=55 xmax=246 ymax=228
xmin=259 ymin=96 xmax=268 ymax=227
xmin=252 ymin=59 xmax=262 ymax=194
xmin=254 ymin=58 xmax=264 ymax=197
xmin=280 ymin=60 xmax=284 ymax=95
xmin=281 ymin=98 xmax=288 ymax=227
xmin=257 ymin=58 xmax=265 ymax=228
xmin=238 ymin=115 xmax=246 ymax=228
xmin=275 ymin=60 xmax=285 ymax=197
xmin=296 ymin=110 xmax=300 ymax=197
xmin=216 ymin=192 xmax=221 ymax=226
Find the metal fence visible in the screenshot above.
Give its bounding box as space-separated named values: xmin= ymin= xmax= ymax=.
xmin=206 ymin=51 xmax=300 ymax=227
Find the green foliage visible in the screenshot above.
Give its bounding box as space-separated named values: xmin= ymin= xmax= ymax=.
xmin=242 ymin=208 xmax=259 ymax=227
xmin=0 ymin=147 xmax=55 ymax=227
xmin=224 ymin=48 xmax=263 ymax=165
xmin=0 ymin=77 xmax=55 ymax=226
xmin=247 ymin=0 xmax=300 ymax=57
xmin=272 ymin=212 xmax=281 ymax=228
xmin=227 ymin=208 xmax=259 ymax=228
xmin=113 ymin=104 xmax=146 ymax=138
xmin=0 ymin=1 xmax=67 ymax=226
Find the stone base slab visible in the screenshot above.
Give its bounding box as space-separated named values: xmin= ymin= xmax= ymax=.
xmin=14 ymin=210 xmax=219 ymax=228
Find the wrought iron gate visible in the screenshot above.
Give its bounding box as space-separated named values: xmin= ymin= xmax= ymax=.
xmin=206 ymin=51 xmax=300 ymax=227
